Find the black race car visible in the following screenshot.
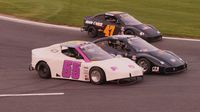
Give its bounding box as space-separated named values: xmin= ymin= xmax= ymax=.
xmin=93 ymin=35 xmax=187 ymax=74
xmin=82 ymin=11 xmax=162 ymax=41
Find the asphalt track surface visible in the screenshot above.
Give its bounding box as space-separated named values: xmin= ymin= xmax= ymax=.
xmin=0 ymin=17 xmax=200 ymax=112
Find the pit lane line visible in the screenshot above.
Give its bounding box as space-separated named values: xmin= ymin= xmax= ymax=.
xmin=0 ymin=93 xmax=64 ymax=97
xmin=0 ymin=15 xmax=200 ymax=42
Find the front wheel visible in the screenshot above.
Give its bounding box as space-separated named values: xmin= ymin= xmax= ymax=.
xmin=89 ymin=67 xmax=106 ymax=85
xmin=137 ymin=58 xmax=151 ymax=73
xmin=88 ymin=26 xmax=97 ymax=38
xmin=37 ymin=62 xmax=51 ymax=79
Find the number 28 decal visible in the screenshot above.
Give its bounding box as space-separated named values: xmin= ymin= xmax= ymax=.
xmin=103 ymin=25 xmax=115 ymax=37
xmin=62 ymin=60 xmax=81 ymax=79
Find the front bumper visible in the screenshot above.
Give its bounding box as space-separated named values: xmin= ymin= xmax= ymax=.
xmin=160 ymin=63 xmax=187 ymax=74
xmin=81 ymin=26 xmax=87 ymax=32
xmin=144 ymin=35 xmax=162 ymax=42
xmin=114 ymin=75 xmax=144 ymax=84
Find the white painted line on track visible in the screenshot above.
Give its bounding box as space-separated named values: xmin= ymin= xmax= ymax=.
xmin=0 ymin=15 xmax=200 ymax=42
xmin=0 ymin=15 xmax=80 ymax=30
xmin=163 ymin=37 xmax=200 ymax=42
xmin=0 ymin=93 xmax=64 ymax=97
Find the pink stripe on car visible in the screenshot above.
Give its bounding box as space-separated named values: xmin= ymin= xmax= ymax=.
xmin=75 ymin=47 xmax=90 ymax=62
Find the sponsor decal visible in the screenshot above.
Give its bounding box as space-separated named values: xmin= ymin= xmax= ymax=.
xmin=111 ymin=66 xmax=117 ymax=71
xmin=93 ymin=22 xmax=103 ymax=27
xmin=152 ymin=66 xmax=159 ymax=72
xmin=85 ymin=20 xmax=93 ymax=24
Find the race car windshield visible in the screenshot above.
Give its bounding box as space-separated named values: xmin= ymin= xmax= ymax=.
xmin=128 ymin=38 xmax=158 ymax=52
xmin=80 ymin=44 xmax=113 ymax=61
xmin=119 ymin=13 xmax=142 ymax=25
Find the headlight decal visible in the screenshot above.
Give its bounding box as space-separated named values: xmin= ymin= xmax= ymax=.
xmin=111 ymin=66 xmax=118 ymax=71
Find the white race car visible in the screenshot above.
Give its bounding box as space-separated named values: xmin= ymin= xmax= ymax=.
xmin=29 ymin=41 xmax=143 ymax=84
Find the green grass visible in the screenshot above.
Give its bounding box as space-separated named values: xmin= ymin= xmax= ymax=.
xmin=0 ymin=0 xmax=200 ymax=38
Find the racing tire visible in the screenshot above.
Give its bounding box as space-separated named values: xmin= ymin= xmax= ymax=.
xmin=37 ymin=62 xmax=51 ymax=79
xmin=89 ymin=67 xmax=106 ymax=85
xmin=124 ymin=30 xmax=135 ymax=35
xmin=88 ymin=26 xmax=97 ymax=38
xmin=137 ymin=58 xmax=151 ymax=74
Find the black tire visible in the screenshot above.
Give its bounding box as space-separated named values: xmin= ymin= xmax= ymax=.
xmin=137 ymin=58 xmax=151 ymax=73
xmin=37 ymin=62 xmax=51 ymax=79
xmin=124 ymin=30 xmax=135 ymax=35
xmin=88 ymin=26 xmax=97 ymax=38
xmin=89 ymin=67 xmax=106 ymax=85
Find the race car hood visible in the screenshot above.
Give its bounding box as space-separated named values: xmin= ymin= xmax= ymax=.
xmin=88 ymin=57 xmax=143 ymax=81
xmin=131 ymin=24 xmax=160 ymax=37
xmin=146 ymin=50 xmax=185 ymax=67
xmin=91 ymin=57 xmax=142 ymax=72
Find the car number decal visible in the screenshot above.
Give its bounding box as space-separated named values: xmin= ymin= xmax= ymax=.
xmin=62 ymin=60 xmax=81 ymax=79
xmin=103 ymin=25 xmax=115 ymax=36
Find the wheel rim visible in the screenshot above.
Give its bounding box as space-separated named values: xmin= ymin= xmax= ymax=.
xmin=91 ymin=70 xmax=101 ymax=83
xmin=39 ymin=65 xmax=48 ymax=74
xmin=138 ymin=60 xmax=149 ymax=72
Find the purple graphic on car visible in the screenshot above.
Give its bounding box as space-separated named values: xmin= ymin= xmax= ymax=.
xmin=62 ymin=60 xmax=81 ymax=79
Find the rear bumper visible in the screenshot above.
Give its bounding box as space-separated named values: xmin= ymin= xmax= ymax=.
xmin=29 ymin=64 xmax=34 ymax=71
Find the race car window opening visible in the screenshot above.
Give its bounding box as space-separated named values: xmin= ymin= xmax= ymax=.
xmin=109 ymin=40 xmax=128 ymax=52
xmin=96 ymin=40 xmax=118 ymax=53
xmin=94 ymin=15 xmax=105 ymax=21
xmin=128 ymin=38 xmax=158 ymax=52
xmin=80 ymin=43 xmax=112 ymax=61
xmin=105 ymin=15 xmax=118 ymax=24
xmin=119 ymin=13 xmax=142 ymax=25
xmin=62 ymin=47 xmax=83 ymax=59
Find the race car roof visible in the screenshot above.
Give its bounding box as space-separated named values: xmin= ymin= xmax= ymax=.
xmin=111 ymin=35 xmax=139 ymax=39
xmin=105 ymin=11 xmax=125 ymax=16
xmin=93 ymin=35 xmax=139 ymax=43
xmin=61 ymin=41 xmax=92 ymax=48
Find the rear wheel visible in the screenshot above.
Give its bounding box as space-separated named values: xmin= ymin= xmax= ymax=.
xmin=89 ymin=67 xmax=106 ymax=85
xmin=37 ymin=62 xmax=51 ymax=79
xmin=88 ymin=26 xmax=97 ymax=38
xmin=137 ymin=58 xmax=151 ymax=73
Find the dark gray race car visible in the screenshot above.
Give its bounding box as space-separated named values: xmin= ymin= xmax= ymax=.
xmin=93 ymin=35 xmax=187 ymax=74
xmin=82 ymin=11 xmax=162 ymax=42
